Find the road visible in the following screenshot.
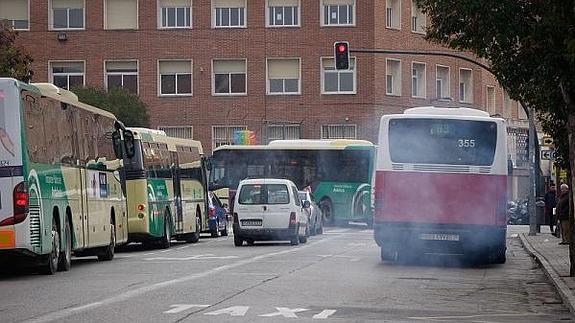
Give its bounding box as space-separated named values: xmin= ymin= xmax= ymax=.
xmin=0 ymin=226 xmax=573 ymax=322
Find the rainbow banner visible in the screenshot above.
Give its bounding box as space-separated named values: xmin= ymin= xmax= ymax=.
xmin=233 ymin=130 xmax=256 ymax=145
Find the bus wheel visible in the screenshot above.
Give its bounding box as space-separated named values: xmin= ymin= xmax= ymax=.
xmin=40 ymin=218 xmax=60 ymax=275
xmin=187 ymin=211 xmax=201 ymax=243
xmin=320 ymin=200 xmax=334 ymax=227
xmin=98 ymin=223 xmax=116 ymax=261
xmin=58 ymin=218 xmax=72 ymax=271
xmin=234 ymin=235 xmax=243 ymax=246
xmin=158 ymin=214 xmax=171 ymax=249
xmin=380 ymin=246 xmax=399 ymax=262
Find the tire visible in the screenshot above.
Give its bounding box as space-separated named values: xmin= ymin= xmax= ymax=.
xmin=234 ymin=235 xmax=243 ymax=247
xmin=58 ymin=218 xmax=72 ymax=271
xmin=187 ymin=210 xmax=201 ymax=243
xmin=158 ymin=214 xmax=171 ymax=249
xmin=210 ymin=220 xmax=220 ymax=238
xmin=299 ymin=224 xmax=309 ymax=243
xmin=491 ymin=246 xmax=507 ymax=264
xmin=246 ymin=239 xmax=255 ymax=246
xmin=40 ymin=217 xmax=60 ymax=275
xmin=98 ymin=223 xmax=116 ymax=261
xmin=380 ymin=246 xmax=399 ymax=262
xmin=320 ymin=200 xmax=334 ymax=226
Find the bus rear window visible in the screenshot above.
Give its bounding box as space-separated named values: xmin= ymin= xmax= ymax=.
xmin=389 ymin=119 xmax=497 ymax=166
xmin=238 ymin=184 xmax=290 ymax=205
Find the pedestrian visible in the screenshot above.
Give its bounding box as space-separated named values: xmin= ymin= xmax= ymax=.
xmin=544 ymin=183 xmax=557 ymax=235
xmin=557 ymin=183 xmax=571 ymax=245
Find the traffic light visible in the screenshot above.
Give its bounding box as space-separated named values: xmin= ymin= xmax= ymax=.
xmin=334 ymin=41 xmax=350 ymax=70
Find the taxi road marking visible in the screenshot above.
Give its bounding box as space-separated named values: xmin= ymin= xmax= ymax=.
xmin=168 ymin=305 xmax=336 ymax=319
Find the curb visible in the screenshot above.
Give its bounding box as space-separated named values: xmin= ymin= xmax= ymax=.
xmin=519 ymin=233 xmax=575 ymax=314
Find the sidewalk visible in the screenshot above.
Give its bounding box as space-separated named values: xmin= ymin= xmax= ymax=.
xmin=518 ymin=225 xmax=575 ymax=314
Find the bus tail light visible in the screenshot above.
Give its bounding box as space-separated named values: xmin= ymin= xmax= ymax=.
xmin=0 ymin=181 xmax=28 ymax=227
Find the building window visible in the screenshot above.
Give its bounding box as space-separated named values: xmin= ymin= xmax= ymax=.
xmin=267 ymin=124 xmax=301 ymax=142
xmin=321 ymin=0 xmax=354 ymax=26
xmin=411 ymin=1 xmax=426 ymax=33
xmin=50 ymin=61 xmax=85 ymax=90
xmin=267 ymin=0 xmax=299 ymax=27
xmin=436 ymin=65 xmax=450 ymax=100
xmin=459 ymin=68 xmax=473 ymax=103
xmin=158 ymin=60 xmax=192 ymax=96
xmin=503 ymin=91 xmax=511 ymax=119
xmin=213 ymin=59 xmax=247 ymax=95
xmin=267 ymin=58 xmax=300 ymax=95
xmin=486 ymin=86 xmax=495 ymax=115
xmin=105 ymin=0 xmax=138 ymax=29
xmin=158 ymin=126 xmax=193 ymax=139
xmin=212 ymin=0 xmax=246 ymax=28
xmin=106 ymin=61 xmax=138 ymax=94
xmin=212 ymin=125 xmax=247 ymax=150
xmin=0 ymin=0 xmax=29 ymax=30
xmin=51 ymin=0 xmax=84 ymax=30
xmin=411 ymin=62 xmax=426 ymax=98
xmin=158 ymin=0 xmax=191 ymax=28
xmin=386 ymin=0 xmax=400 ymax=29
xmin=321 ymin=124 xmax=357 ymax=139
xmin=321 ymin=57 xmax=356 ymax=94
xmin=386 ymin=59 xmax=401 ymax=96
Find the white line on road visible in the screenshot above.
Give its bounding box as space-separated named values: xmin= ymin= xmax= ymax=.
xmin=408 ymin=312 xmax=550 ymax=321
xmin=24 ymin=236 xmax=337 ymax=323
xmin=144 ymin=255 xmax=239 ymax=261
xmin=313 ymin=309 xmax=337 ymax=319
xmin=164 ymin=305 xmax=210 ymax=314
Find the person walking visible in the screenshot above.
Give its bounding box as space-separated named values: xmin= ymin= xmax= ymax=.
xmin=557 ymin=183 xmax=571 ymax=245
xmin=544 ymin=183 xmax=557 ymax=235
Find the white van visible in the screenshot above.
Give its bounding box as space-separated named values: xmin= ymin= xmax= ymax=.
xmin=232 ymin=178 xmax=310 ymax=246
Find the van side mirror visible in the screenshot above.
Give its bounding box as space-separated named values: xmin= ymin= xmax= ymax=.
xmin=303 ymin=200 xmax=311 ymax=208
xmin=123 ymin=130 xmax=136 ymax=159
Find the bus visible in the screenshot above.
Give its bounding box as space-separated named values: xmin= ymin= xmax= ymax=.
xmin=115 ymin=127 xmax=207 ymax=248
xmin=374 ymin=107 xmax=508 ymax=264
xmin=0 ymin=78 xmax=127 ymax=274
xmin=209 ymin=139 xmax=376 ymax=226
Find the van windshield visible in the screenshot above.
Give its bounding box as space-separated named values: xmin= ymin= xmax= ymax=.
xmin=238 ymin=184 xmax=290 ymax=205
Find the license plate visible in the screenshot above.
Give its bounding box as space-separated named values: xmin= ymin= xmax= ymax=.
xmin=241 ymin=220 xmax=262 ymax=226
xmin=419 ymin=233 xmax=460 ymax=241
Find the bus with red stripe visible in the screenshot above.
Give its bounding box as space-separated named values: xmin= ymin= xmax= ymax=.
xmin=374 ymin=107 xmax=508 ymax=264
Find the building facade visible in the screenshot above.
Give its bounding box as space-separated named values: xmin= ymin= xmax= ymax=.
xmin=2 ymin=0 xmax=528 ymax=161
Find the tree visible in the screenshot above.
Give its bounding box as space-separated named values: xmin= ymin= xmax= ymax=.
xmin=0 ymin=20 xmax=33 ymax=82
xmin=414 ymin=0 xmax=575 ymax=273
xmin=72 ymin=86 xmax=150 ymax=128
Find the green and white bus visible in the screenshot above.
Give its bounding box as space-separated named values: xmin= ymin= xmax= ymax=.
xmin=0 ymin=78 xmax=127 ymax=274
xmin=115 ymin=127 xmax=207 ymax=248
xmin=209 ymin=139 xmax=376 ymax=225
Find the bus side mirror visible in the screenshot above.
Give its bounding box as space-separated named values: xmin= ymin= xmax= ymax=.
xmin=112 ymin=131 xmax=123 ymax=159
xmin=123 ymin=130 xmax=136 ymax=159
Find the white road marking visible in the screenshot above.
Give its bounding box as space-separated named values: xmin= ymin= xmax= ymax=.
xmin=164 ymin=304 xmax=209 ymax=314
xmin=347 ymin=243 xmax=367 ymax=246
xmin=24 ymin=236 xmax=336 ymax=323
xmin=313 ymin=309 xmax=337 ymax=319
xmin=324 ymin=229 xmax=350 ymax=234
xmin=408 ymin=312 xmax=549 ymax=321
xmin=144 ymin=254 xmax=239 ymax=261
xmin=205 ymin=306 xmax=250 ymax=317
xmin=259 ymin=307 xmax=308 ymax=318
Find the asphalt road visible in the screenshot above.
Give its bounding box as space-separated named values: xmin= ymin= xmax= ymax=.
xmin=0 ymin=226 xmax=573 ymax=323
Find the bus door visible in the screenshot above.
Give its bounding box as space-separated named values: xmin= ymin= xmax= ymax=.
xmin=171 ymin=152 xmax=183 ymax=233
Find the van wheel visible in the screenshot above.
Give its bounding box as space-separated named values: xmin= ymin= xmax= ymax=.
xmin=58 ymin=218 xmax=72 ymax=271
xmin=234 ymin=235 xmax=243 ymax=246
xmin=98 ymin=223 xmax=116 ymax=261
xmin=40 ymin=217 xmax=60 ymax=275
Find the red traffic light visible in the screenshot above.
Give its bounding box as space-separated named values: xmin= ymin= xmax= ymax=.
xmin=337 ymin=44 xmax=347 ymax=53
xmin=333 ymin=41 xmax=350 ymax=70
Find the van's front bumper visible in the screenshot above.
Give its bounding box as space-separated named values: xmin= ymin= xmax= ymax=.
xmin=233 ymin=224 xmax=297 ymax=241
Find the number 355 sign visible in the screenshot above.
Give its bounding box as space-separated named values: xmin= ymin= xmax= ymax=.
xmin=458 ymin=139 xmax=476 ymax=148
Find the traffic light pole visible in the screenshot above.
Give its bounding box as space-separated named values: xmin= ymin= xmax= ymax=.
xmin=350 ymin=48 xmax=538 ymax=235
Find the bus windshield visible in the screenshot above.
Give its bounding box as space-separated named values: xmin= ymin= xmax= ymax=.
xmin=388 ymin=118 xmax=497 ymax=166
